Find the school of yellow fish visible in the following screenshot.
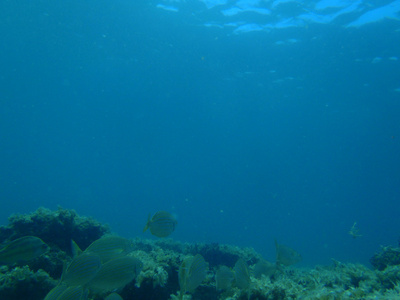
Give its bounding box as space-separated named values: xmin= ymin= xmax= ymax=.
xmin=42 ymin=235 xmax=143 ymax=300
xmin=0 ymin=211 xmax=302 ymax=300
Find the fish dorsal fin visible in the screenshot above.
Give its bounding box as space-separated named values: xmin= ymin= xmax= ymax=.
xmin=59 ymin=260 xmax=68 ymax=283
xmin=71 ymin=240 xmax=82 ymax=258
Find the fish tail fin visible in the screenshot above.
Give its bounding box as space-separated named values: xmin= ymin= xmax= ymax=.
xmin=143 ymin=214 xmax=151 ymax=233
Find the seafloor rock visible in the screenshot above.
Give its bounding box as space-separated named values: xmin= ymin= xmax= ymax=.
xmin=0 ymin=208 xmax=400 ymax=299
xmin=370 ymin=246 xmax=400 ymax=271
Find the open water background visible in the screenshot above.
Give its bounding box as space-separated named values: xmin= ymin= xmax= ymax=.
xmin=1 ymin=0 xmax=400 ymax=266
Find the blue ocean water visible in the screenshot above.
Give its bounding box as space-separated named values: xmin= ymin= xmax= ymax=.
xmin=1 ymin=0 xmax=399 ymax=267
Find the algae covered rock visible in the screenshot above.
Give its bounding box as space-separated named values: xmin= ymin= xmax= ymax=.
xmin=370 ymin=246 xmax=400 ymax=271
xmin=186 ymin=243 xmax=259 ymax=269
xmin=0 ymin=207 xmax=110 ymax=253
xmin=0 ymin=265 xmax=55 ymax=299
xmin=1 ymin=207 xmax=400 ymax=300
xmin=0 ymin=207 xmax=110 ymax=300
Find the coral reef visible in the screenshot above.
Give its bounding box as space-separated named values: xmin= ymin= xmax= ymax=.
xmin=0 ymin=208 xmax=399 ymax=299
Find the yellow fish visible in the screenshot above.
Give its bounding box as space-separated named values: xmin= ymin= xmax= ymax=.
xmin=275 ymin=239 xmax=302 ymax=266
xmin=143 ymin=211 xmax=177 ymax=238
xmin=0 ymin=236 xmax=49 ymax=265
xmin=88 ymin=256 xmax=143 ymax=292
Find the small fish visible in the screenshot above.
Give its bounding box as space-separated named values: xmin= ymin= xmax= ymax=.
xmin=143 ymin=211 xmax=177 ymax=238
xmin=62 ymin=253 xmax=102 ymax=287
xmin=179 ymin=254 xmax=207 ymax=294
xmin=84 ymin=236 xmax=133 ymax=263
xmin=253 ymin=259 xmax=276 ymax=279
xmin=215 ymin=265 xmax=234 ymax=291
xmin=234 ymin=258 xmax=250 ymax=290
xmin=349 ymin=222 xmax=362 ymax=239
xmin=105 ymin=293 xmax=123 ymax=300
xmin=0 ymin=236 xmax=49 ymax=265
xmin=88 ymin=256 xmax=143 ymax=292
xmin=275 ymin=239 xmax=302 ymax=266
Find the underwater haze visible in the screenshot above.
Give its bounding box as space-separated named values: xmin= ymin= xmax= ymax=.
xmin=1 ymin=0 xmax=399 ymax=266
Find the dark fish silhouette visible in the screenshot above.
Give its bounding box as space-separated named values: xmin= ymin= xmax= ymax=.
xmin=275 ymin=239 xmax=302 ymax=266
